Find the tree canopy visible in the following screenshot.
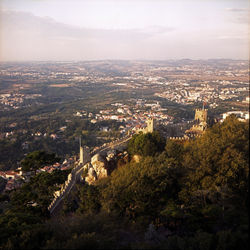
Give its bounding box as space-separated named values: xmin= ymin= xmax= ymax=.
xmin=0 ymin=115 xmax=249 ymax=249
xmin=127 ymin=131 xmax=165 ymax=157
xmin=181 ymin=115 xmax=249 ymax=207
xmin=21 ymin=150 xmax=60 ymax=172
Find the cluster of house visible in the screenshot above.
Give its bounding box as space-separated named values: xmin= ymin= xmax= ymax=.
xmin=0 ymin=93 xmax=42 ymax=110
xmin=0 ymin=158 xmax=75 ymax=192
xmin=221 ymin=110 xmax=249 ymax=122
xmin=73 ymin=100 xmax=173 ymax=132
xmin=0 ymin=170 xmax=23 ymax=191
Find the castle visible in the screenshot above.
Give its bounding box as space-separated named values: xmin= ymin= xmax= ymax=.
xmin=136 ymin=118 xmax=155 ymax=134
xmin=185 ymin=108 xmax=208 ymax=136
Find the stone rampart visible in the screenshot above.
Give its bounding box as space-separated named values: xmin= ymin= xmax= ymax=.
xmin=48 ymin=134 xmax=132 ymax=214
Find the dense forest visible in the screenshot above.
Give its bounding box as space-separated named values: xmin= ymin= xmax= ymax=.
xmin=0 ymin=115 xmax=248 ymax=249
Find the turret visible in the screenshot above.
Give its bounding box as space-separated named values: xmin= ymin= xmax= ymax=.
xmin=146 ymin=118 xmax=154 ymax=133
xmin=80 ymin=146 xmax=84 ymax=164
xmin=194 ymin=109 xmax=208 ymax=123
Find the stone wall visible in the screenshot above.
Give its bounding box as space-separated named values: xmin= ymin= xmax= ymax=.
xmin=48 ymin=135 xmax=132 ymax=213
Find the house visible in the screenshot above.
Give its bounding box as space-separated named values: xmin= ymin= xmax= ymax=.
xmin=222 ymin=111 xmax=249 ymax=121
xmin=53 ymin=162 xmax=61 ymax=168
xmin=5 ymin=171 xmax=19 ymax=180
xmin=50 ymin=134 xmax=58 ymax=140
xmin=0 ymin=171 xmax=7 ymax=179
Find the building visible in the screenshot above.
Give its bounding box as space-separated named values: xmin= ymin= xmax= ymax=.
xmin=146 ymin=118 xmax=155 ymax=133
xmin=136 ymin=118 xmax=155 ymax=134
xmin=194 ymin=108 xmax=208 ymax=123
xmin=79 ymin=145 xmax=91 ymax=164
xmin=222 ymin=111 xmax=249 ymax=122
xmin=185 ymin=108 xmax=208 ymax=136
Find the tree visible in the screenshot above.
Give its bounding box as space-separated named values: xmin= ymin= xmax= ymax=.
xmin=101 ymin=154 xmax=183 ymax=221
xmin=183 ymin=115 xmax=248 ymax=196
xmin=127 ymin=131 xmax=165 ymax=157
xmin=180 ymin=115 xmax=249 ymax=230
xmin=77 ymin=184 xmax=101 ymax=214
xmin=21 ymin=150 xmax=60 ymax=173
xmin=165 ymin=140 xmax=184 ymax=164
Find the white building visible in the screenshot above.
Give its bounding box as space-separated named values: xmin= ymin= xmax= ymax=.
xmin=222 ymin=111 xmax=249 ymax=121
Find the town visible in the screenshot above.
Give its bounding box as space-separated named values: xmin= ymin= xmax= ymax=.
xmin=0 ymin=60 xmax=249 ymax=192
xmin=0 ymin=60 xmax=249 ymax=110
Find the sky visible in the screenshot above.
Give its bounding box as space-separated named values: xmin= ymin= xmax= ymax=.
xmin=0 ymin=0 xmax=249 ymax=61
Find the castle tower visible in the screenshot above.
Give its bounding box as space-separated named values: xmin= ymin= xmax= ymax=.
xmin=146 ymin=118 xmax=154 ymax=133
xmin=80 ymin=146 xmax=84 ymax=164
xmin=185 ymin=108 xmax=208 ymax=137
xmin=194 ymin=109 xmax=208 ymax=123
xmin=80 ymin=145 xmax=91 ymax=164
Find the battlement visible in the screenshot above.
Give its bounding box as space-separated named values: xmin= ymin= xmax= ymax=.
xmin=195 ymin=108 xmax=208 ymax=112
xmin=169 ymin=136 xmax=188 ymax=140
xmin=195 ymin=109 xmax=208 ymax=123
xmin=136 ymin=118 xmax=155 ymax=134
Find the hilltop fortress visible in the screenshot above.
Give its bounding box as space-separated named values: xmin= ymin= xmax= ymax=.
xmin=135 ymin=108 xmax=208 ymax=139
xmin=48 ymin=107 xmax=209 ymax=214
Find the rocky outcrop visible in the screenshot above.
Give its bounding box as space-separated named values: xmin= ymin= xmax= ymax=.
xmin=85 ymin=165 xmax=97 ymax=184
xmin=84 ymin=153 xmax=108 ymax=184
xmin=84 ymin=151 xmax=129 ymax=185
xmin=106 ymin=149 xmax=116 ymax=162
xmin=132 ymin=154 xmax=141 ymax=163
xmin=91 ymin=153 xmax=108 ymax=179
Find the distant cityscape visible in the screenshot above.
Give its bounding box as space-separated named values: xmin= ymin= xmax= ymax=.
xmin=0 ymin=60 xmax=249 ymax=140
xmin=0 ymin=60 xmax=249 ymax=110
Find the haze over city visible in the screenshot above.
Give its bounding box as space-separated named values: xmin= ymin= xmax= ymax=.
xmin=0 ymin=0 xmax=249 ymax=61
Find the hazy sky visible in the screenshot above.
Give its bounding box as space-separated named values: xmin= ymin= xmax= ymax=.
xmin=0 ymin=0 xmax=249 ymax=61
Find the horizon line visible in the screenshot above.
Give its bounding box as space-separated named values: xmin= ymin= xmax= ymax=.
xmin=0 ymin=58 xmax=248 ymax=63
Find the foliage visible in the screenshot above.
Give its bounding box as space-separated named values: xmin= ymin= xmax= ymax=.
xmin=43 ymin=213 xmax=133 ymax=249
xmin=165 ymin=140 xmax=184 ymax=164
xmin=10 ymin=170 xmax=70 ymax=213
xmin=127 ymin=131 xmax=165 ymax=157
xmin=21 ymin=150 xmax=60 ymax=172
xmin=0 ymin=169 xmax=70 ymax=248
xmin=0 ymin=177 xmax=7 ymax=193
xmin=77 ymin=184 xmax=101 ymax=214
xmin=0 ymin=209 xmax=46 ymax=249
xmin=0 ymin=115 xmax=249 ymax=249
xmin=101 ymin=154 xmax=183 ymax=222
xmin=180 ymin=115 xmax=249 ymax=209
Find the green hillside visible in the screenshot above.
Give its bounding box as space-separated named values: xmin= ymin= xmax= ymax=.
xmin=0 ymin=115 xmax=248 ymax=249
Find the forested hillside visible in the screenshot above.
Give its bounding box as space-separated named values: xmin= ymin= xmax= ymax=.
xmin=0 ymin=115 xmax=248 ymax=249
